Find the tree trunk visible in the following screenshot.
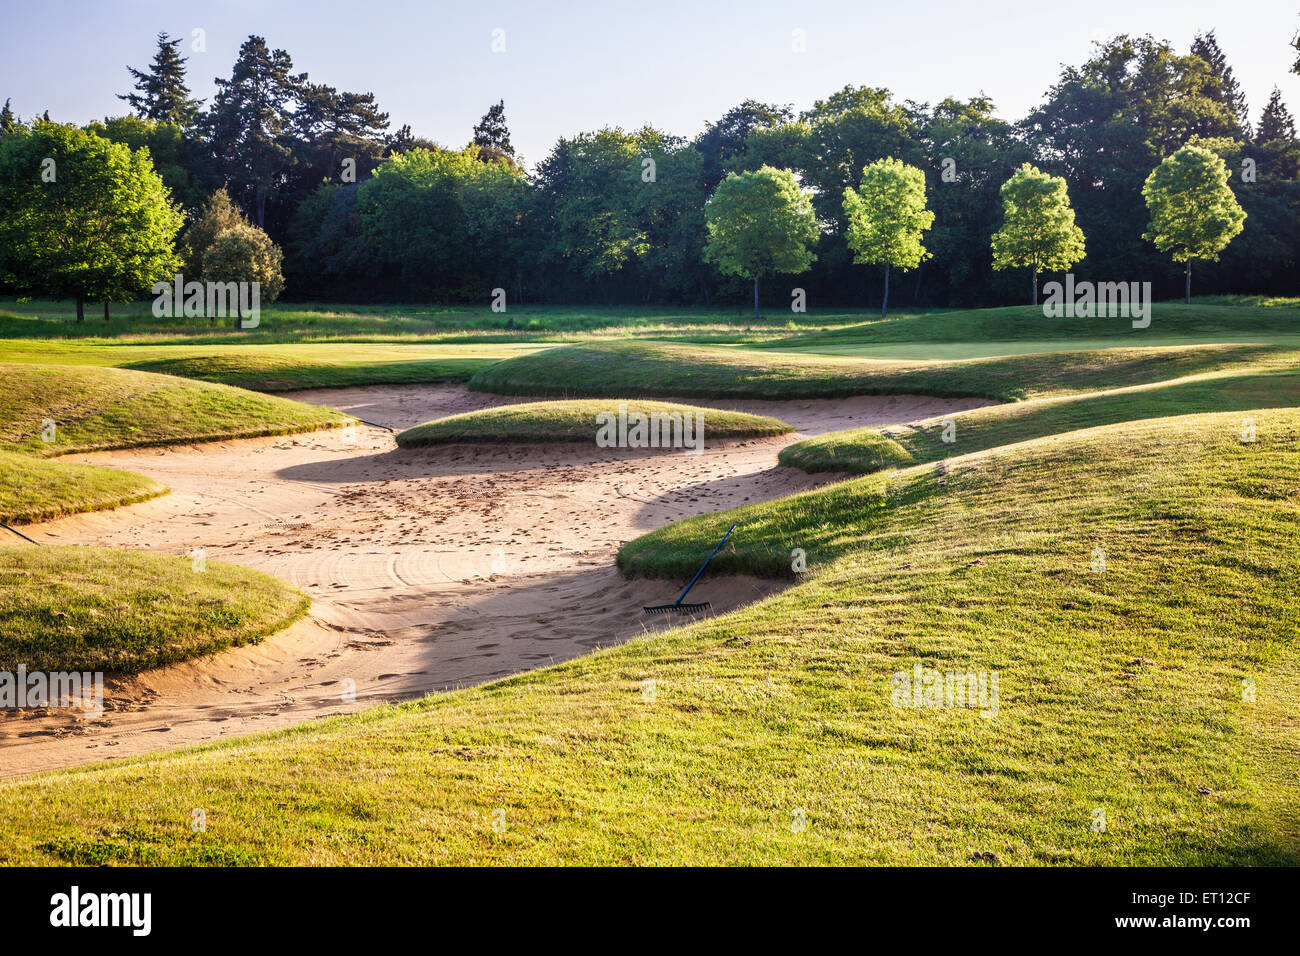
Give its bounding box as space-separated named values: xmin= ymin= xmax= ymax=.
xmin=1032 ymin=269 xmax=1038 ymax=306
xmin=881 ymin=264 xmax=890 ymax=319
xmin=1185 ymin=259 xmax=1192 ymax=305
xmin=753 ymin=276 xmax=760 ymax=321
xmin=913 ymin=263 xmax=922 ymax=303
xmin=103 ymin=301 xmax=110 ymax=323
xmin=75 ymin=295 xmax=84 ymax=323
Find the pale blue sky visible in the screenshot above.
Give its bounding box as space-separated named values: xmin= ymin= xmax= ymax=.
xmin=3 ymin=0 xmax=1298 ymax=167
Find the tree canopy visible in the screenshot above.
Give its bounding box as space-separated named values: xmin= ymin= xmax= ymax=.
xmin=843 ymin=158 xmax=934 ymax=316
xmin=1142 ymin=143 xmax=1246 ymax=301
xmin=990 ymin=163 xmax=1087 ymax=303
xmin=0 ymin=123 xmax=182 ymax=319
xmin=704 ymin=165 xmax=817 ymax=317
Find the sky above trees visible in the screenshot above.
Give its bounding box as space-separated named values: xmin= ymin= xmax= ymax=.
xmin=3 ymin=0 xmax=1296 ymax=170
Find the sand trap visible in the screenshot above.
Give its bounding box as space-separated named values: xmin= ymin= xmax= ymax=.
xmin=0 ymin=385 xmax=991 ymax=777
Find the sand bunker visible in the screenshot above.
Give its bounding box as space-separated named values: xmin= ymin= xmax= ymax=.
xmin=0 ymin=385 xmax=991 ymax=776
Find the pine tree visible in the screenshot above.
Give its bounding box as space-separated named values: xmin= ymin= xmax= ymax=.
xmin=0 ymin=99 xmax=17 ymax=135
xmin=203 ymin=36 xmax=305 ymax=227
xmin=290 ymin=82 xmax=389 ymax=187
xmin=119 ymin=31 xmax=202 ymax=127
xmin=471 ymin=101 xmax=515 ymax=164
xmin=1256 ymin=88 xmax=1297 ymax=143
xmin=1191 ymin=31 xmax=1250 ymax=138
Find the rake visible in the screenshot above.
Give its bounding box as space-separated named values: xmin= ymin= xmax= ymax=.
xmin=642 ymin=523 xmax=736 ymax=615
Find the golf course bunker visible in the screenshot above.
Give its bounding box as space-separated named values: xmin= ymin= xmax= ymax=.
xmin=1 ymin=384 xmax=992 ymax=776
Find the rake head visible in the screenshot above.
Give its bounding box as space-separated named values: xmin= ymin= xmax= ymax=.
xmin=642 ymin=602 xmax=712 ymax=616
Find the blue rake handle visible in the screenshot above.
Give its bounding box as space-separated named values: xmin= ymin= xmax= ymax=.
xmin=670 ymin=523 xmax=736 ymax=607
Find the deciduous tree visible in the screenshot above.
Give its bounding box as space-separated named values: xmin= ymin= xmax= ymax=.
xmin=843 ymin=158 xmax=934 ymax=317
xmin=0 ymin=123 xmax=182 ymax=321
xmin=990 ymin=163 xmax=1086 ymax=304
xmin=1142 ymin=144 xmax=1246 ymax=303
xmin=704 ymin=165 xmax=817 ymax=319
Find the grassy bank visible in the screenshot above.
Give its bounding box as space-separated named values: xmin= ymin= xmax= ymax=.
xmin=0 ymin=409 xmax=1295 ymax=864
xmin=780 ymin=368 xmax=1300 ymax=475
xmin=396 ymin=400 xmax=790 ymax=447
xmin=0 ymin=546 xmax=310 ymax=673
xmin=0 ymin=452 xmax=165 ymax=525
xmin=0 ymin=363 xmax=350 ymax=456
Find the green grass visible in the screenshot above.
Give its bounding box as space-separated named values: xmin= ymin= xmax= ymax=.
xmin=396 ymin=400 xmax=790 ymax=447
xmin=0 ymin=408 xmax=1295 ymax=864
xmin=0 ymin=451 xmax=165 ymax=525
xmin=780 ymin=367 xmax=1300 ymax=475
xmin=0 ymin=297 xmax=890 ymax=345
xmin=756 ymin=301 xmax=1300 ymax=353
xmin=0 ymin=363 xmax=351 ymax=456
xmin=0 ymin=342 xmax=539 ymax=391
xmin=468 ymin=339 xmax=1298 ymax=402
xmin=0 ymin=545 xmax=309 ymax=673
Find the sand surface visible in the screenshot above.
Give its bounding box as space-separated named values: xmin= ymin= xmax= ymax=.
xmin=1 ymin=385 xmax=991 ymax=776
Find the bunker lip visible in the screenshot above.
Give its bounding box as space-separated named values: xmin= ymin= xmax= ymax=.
xmin=0 ymin=384 xmax=992 ymax=778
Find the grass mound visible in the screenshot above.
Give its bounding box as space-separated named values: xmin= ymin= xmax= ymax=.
xmin=0 ymin=452 xmax=164 ymax=524
xmin=468 ymin=340 xmax=1291 ymax=402
xmin=0 ymin=409 xmax=1295 ymax=864
xmin=0 ymin=545 xmax=309 ymax=673
xmin=0 ymin=363 xmax=350 ymax=456
xmin=396 ymin=400 xmax=790 ymax=447
xmin=778 ymin=430 xmax=916 ymax=475
xmin=780 ymin=368 xmax=1300 ymax=475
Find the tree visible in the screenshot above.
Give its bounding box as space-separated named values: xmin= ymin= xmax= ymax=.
xmin=203 ymin=36 xmax=304 ymax=228
xmin=1142 ymin=144 xmax=1246 ymax=303
xmin=386 ymin=124 xmax=440 ymax=154
xmin=289 ymin=82 xmax=389 ymax=196
xmin=0 ymin=99 xmax=17 ymax=136
xmin=0 ymin=123 xmax=182 ymax=321
xmin=1190 ymin=31 xmax=1249 ymax=139
xmin=693 ymin=99 xmax=792 ymax=189
xmin=531 ymin=129 xmax=648 ymax=289
xmin=200 ymin=222 xmax=285 ymax=326
xmin=85 ymin=115 xmax=206 ymax=213
xmin=918 ymin=96 xmax=1029 ymax=307
xmin=119 ymin=31 xmax=203 ymax=128
xmin=470 ymin=100 xmax=515 ymax=165
xmin=990 ymin=163 xmax=1086 ymax=304
xmin=1021 ymin=36 xmax=1243 ymax=289
xmin=358 ymin=145 xmax=528 ymax=299
xmin=842 ymin=158 xmax=934 ymax=317
xmin=704 ymin=166 xmax=817 ymax=319
xmin=181 ymin=188 xmax=249 ymax=276
xmin=1256 ymin=88 xmax=1296 ymax=144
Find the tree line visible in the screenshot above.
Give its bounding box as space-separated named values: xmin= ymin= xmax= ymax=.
xmin=0 ymin=28 xmax=1296 ymax=312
